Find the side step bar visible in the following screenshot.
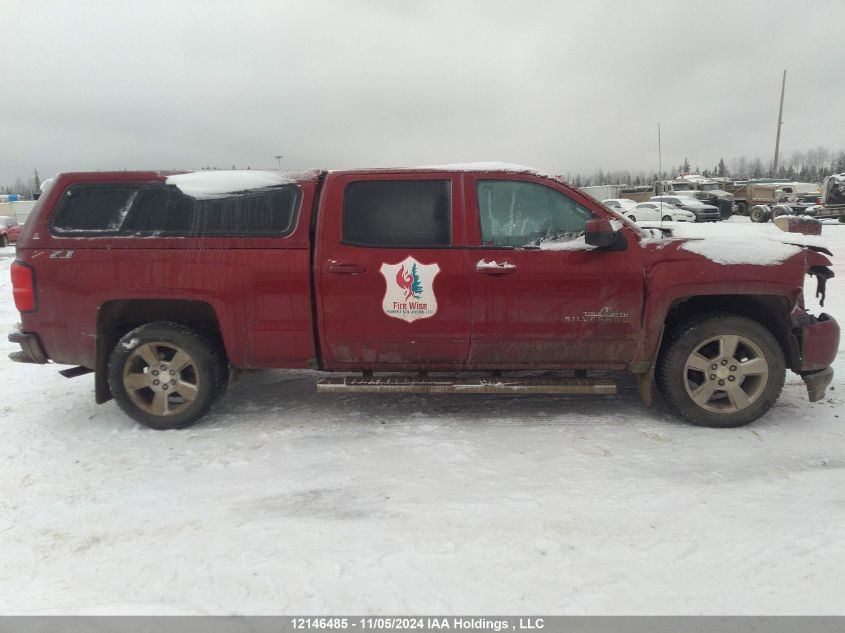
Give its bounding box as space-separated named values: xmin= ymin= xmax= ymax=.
xmin=317 ymin=376 xmax=616 ymax=395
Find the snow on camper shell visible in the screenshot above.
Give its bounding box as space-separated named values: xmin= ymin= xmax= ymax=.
xmin=380 ymin=256 xmax=440 ymax=323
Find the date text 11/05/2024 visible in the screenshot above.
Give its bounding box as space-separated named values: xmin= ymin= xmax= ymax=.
xmin=290 ymin=617 xmax=545 ymax=630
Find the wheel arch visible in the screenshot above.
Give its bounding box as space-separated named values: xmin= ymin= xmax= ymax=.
xmin=95 ymin=299 xmax=227 ymax=404
xmin=660 ymin=295 xmax=799 ymax=369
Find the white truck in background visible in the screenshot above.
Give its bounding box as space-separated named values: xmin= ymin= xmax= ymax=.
xmin=814 ymin=173 xmax=845 ymax=221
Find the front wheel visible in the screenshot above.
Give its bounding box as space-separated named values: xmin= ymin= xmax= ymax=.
xmin=0 ymin=234 xmax=7 ymax=247
xmin=108 ymin=321 xmax=227 ymax=430
xmin=662 ymin=215 xmax=672 ymax=222
xmin=656 ymin=313 xmax=785 ymax=427
xmin=628 ymin=215 xmax=637 ymax=222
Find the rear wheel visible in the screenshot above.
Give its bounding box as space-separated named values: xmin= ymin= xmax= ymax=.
xmin=656 ymin=313 xmax=785 ymax=427
xmin=108 ymin=322 xmax=227 ymax=430
xmin=628 ymin=215 xmax=637 ymax=221
xmin=662 ymin=215 xmax=672 ymax=222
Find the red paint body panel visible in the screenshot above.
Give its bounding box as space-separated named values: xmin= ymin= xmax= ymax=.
xmin=800 ymin=314 xmax=839 ymax=371
xmin=462 ymin=173 xmax=643 ymax=366
xmin=15 ymin=171 xmax=317 ymax=369
xmin=315 ymin=172 xmax=471 ymax=367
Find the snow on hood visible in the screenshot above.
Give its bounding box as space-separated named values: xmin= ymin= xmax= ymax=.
xmin=166 ymin=170 xmax=301 ymax=199
xmin=640 ymin=220 xmax=821 ymax=265
xmin=680 ymin=238 xmax=802 ymax=265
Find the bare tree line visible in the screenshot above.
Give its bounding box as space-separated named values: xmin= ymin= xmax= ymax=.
xmin=3 ymin=147 xmax=845 ymax=197
xmin=563 ymin=146 xmax=845 ymax=188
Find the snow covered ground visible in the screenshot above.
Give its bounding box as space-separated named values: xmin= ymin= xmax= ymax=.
xmin=1 ymin=217 xmax=843 ymax=615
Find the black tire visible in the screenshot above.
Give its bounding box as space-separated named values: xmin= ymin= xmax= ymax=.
xmin=656 ymin=312 xmax=785 ymax=427
xmin=735 ymin=201 xmax=748 ymax=215
xmin=628 ymin=215 xmax=637 ymax=221
xmin=662 ymin=215 xmax=672 ymax=222
xmin=0 ymin=234 xmax=7 ymax=247
xmin=749 ymin=206 xmax=768 ymax=223
xmin=108 ymin=321 xmax=227 ymax=430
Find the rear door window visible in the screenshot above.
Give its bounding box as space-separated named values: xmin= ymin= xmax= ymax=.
xmin=343 ymin=180 xmax=451 ymax=247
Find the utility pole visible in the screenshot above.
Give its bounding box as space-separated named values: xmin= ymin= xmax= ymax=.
xmin=274 ymin=154 xmax=283 ymax=169
xmin=657 ymin=122 xmax=663 ymax=194
xmin=772 ymin=70 xmax=786 ymax=177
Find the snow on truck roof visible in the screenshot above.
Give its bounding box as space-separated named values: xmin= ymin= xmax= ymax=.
xmin=166 ymin=163 xmax=551 ymax=198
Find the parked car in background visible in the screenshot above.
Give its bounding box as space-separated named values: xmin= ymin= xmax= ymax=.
xmin=650 ymin=196 xmax=721 ymax=222
xmin=627 ymin=202 xmax=695 ymax=223
xmin=0 ymin=216 xmax=23 ymax=246
xmin=601 ymin=198 xmax=638 ymax=214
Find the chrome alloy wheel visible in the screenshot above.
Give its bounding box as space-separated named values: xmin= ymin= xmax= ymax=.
xmin=122 ymin=342 xmax=200 ymax=417
xmin=683 ymin=334 xmax=770 ymax=414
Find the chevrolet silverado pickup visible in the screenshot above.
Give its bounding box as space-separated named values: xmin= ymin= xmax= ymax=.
xmin=8 ymin=164 xmax=839 ymax=429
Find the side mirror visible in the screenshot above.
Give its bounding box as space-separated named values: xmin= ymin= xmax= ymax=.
xmin=585 ymin=218 xmax=616 ymax=248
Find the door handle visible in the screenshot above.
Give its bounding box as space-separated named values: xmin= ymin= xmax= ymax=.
xmin=327 ymin=261 xmax=367 ymax=274
xmin=476 ymin=259 xmax=517 ymax=275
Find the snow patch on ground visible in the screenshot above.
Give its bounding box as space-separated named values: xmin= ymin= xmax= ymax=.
xmin=1 ymin=220 xmax=843 ymax=615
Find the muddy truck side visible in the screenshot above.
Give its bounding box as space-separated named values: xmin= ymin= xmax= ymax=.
xmin=8 ymin=165 xmax=839 ymax=429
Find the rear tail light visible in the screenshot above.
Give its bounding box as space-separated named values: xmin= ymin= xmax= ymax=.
xmin=11 ymin=261 xmax=36 ymax=312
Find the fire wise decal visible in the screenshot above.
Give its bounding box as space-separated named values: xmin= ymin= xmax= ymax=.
xmin=379 ymin=256 xmax=440 ymax=322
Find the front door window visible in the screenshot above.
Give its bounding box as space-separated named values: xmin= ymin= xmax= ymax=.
xmin=476 ymin=179 xmax=594 ymax=248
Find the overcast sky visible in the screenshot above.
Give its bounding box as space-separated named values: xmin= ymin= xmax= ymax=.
xmin=2 ymin=0 xmax=843 ymax=185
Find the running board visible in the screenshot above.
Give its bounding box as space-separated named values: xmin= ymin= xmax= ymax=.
xmin=317 ymin=376 xmax=616 ymax=395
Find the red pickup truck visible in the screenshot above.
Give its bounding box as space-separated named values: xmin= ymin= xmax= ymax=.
xmin=7 ymin=164 xmax=839 ymax=430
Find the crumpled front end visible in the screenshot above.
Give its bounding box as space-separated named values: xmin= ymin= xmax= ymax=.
xmin=793 ymin=250 xmax=838 ymax=402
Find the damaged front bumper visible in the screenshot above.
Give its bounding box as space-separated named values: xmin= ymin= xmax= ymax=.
xmin=792 ymin=311 xmax=839 ymax=402
xmin=8 ymin=325 xmax=49 ymax=364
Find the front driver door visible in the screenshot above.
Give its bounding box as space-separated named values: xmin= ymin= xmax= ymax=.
xmin=466 ymin=175 xmax=643 ymax=367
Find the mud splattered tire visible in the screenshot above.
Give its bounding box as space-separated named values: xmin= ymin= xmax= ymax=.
xmin=108 ymin=322 xmax=227 ymax=430
xmin=656 ymin=312 xmax=785 ymax=427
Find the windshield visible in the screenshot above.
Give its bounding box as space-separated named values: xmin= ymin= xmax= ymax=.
xmin=672 ymin=183 xmax=691 ymax=191
xmin=699 ymin=183 xmax=718 ymax=191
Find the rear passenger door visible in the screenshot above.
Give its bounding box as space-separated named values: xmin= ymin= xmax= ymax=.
xmin=317 ymin=173 xmax=471 ymax=367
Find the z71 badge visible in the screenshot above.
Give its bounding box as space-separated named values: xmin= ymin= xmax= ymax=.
xmin=379 ymin=256 xmax=440 ymax=323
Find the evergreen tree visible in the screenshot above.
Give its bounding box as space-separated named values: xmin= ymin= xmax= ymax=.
xmin=410 ymin=263 xmax=423 ymax=298
xmin=681 ymin=157 xmax=691 ymax=174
